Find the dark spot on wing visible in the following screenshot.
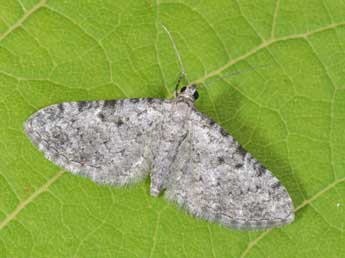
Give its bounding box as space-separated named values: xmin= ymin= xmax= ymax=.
xmin=217 ymin=156 xmax=225 ymax=164
xmin=104 ymin=100 xmax=117 ymax=108
xmin=78 ymin=101 xmax=89 ymax=112
xmin=94 ymin=100 xmax=102 ymax=108
xmin=271 ymin=181 xmax=281 ymax=189
xmin=116 ymin=118 xmax=124 ymax=127
xmin=97 ymin=112 xmax=105 ymax=121
xmin=208 ymin=118 xmax=216 ymax=126
xmin=219 ymin=127 xmax=228 ymax=137
xmin=130 ymin=98 xmax=140 ymax=103
xmin=236 ymin=145 xmax=247 ymax=157
xmin=57 ymin=103 xmax=64 ymax=113
xmin=256 ymin=164 xmax=266 ymax=177
xmin=235 ymin=163 xmax=243 ymax=169
xmin=137 ymin=110 xmax=147 ymax=116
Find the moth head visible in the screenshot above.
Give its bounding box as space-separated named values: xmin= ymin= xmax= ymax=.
xmin=179 ymin=84 xmax=199 ymax=101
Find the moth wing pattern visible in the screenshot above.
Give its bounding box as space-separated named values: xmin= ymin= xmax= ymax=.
xmin=24 ymin=90 xmax=295 ymax=230
xmin=164 ymin=109 xmax=295 ymax=230
xmin=24 ymin=98 xmax=170 ymax=186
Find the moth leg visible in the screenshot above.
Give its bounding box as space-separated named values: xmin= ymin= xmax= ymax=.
xmin=150 ymin=131 xmax=189 ymax=197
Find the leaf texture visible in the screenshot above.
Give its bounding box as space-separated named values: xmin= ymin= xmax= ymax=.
xmin=0 ymin=0 xmax=344 ymax=257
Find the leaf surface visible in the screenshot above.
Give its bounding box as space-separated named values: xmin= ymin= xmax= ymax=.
xmin=0 ymin=0 xmax=344 ymax=257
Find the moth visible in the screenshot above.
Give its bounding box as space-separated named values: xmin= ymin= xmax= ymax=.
xmin=24 ymin=84 xmax=294 ymax=230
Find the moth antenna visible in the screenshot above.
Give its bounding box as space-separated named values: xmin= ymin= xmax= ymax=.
xmin=161 ymin=23 xmax=188 ymax=95
xmin=198 ymin=63 xmax=272 ymax=89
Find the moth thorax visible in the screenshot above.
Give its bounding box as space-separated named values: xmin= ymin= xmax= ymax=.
xmin=178 ymin=84 xmax=199 ymax=101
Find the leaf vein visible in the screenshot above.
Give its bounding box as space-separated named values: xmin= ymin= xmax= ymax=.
xmin=271 ymin=0 xmax=280 ymax=39
xmin=193 ymin=20 xmax=345 ymax=86
xmin=0 ymin=170 xmax=65 ymax=231
xmin=0 ymin=0 xmax=46 ymax=42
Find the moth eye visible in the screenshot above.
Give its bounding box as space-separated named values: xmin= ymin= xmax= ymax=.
xmin=193 ymin=90 xmax=199 ymax=100
xmin=180 ymin=86 xmax=187 ymax=93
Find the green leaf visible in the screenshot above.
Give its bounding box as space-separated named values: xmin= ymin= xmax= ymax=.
xmin=0 ymin=0 xmax=344 ymax=257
